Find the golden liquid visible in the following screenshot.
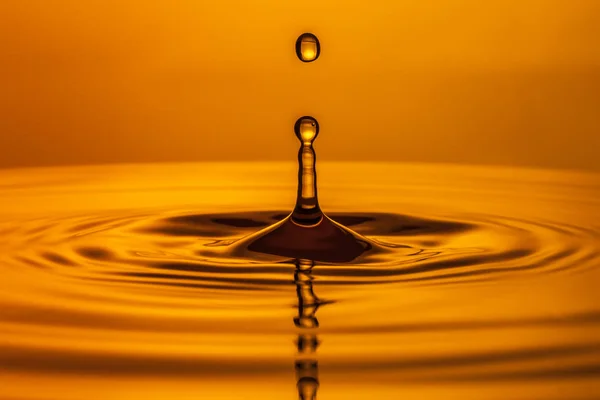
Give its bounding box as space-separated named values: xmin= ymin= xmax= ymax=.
xmin=1 ymin=161 xmax=600 ymax=399
xmin=296 ymin=33 xmax=320 ymax=63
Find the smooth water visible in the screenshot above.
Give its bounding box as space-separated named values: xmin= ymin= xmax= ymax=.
xmin=1 ymin=162 xmax=599 ymax=399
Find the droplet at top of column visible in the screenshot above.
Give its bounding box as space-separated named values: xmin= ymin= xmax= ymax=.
xmin=294 ymin=116 xmax=319 ymax=145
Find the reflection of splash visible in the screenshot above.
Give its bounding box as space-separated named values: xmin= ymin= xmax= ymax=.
xmin=296 ymin=358 xmax=319 ymax=400
xmin=294 ymin=259 xmax=321 ymax=400
xmin=294 ymin=259 xmax=322 ymax=329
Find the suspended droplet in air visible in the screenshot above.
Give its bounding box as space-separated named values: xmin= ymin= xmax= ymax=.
xmin=295 ymin=33 xmax=320 ymax=63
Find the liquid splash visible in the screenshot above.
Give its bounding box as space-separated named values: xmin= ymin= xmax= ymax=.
xmin=222 ymin=115 xmax=375 ymax=264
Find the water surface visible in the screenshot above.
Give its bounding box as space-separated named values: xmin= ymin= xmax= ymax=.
xmin=1 ymin=162 xmax=599 ymax=399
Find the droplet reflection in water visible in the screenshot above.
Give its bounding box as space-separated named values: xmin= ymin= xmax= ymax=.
xmin=295 ymin=33 xmax=321 ymax=62
xmin=295 ymin=259 xmax=321 ymax=400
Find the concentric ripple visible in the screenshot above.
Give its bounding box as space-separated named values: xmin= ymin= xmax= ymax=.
xmin=5 ymin=209 xmax=598 ymax=291
xmin=1 ymin=162 xmax=599 ymax=399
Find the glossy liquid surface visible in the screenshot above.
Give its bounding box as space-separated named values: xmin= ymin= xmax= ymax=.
xmin=1 ymin=162 xmax=599 ymax=399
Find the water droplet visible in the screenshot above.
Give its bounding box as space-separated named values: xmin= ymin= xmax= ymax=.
xmin=295 ymin=33 xmax=320 ymax=63
xmin=294 ymin=116 xmax=319 ymax=145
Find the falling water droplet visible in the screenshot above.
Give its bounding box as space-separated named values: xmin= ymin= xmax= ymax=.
xmin=295 ymin=33 xmax=320 ymax=63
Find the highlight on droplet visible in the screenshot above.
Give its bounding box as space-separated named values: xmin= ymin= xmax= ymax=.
xmin=295 ymin=33 xmax=320 ymax=63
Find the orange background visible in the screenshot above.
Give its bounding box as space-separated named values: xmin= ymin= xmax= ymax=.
xmin=1 ymin=0 xmax=599 ymax=170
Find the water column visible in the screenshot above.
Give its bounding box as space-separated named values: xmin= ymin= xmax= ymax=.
xmin=292 ymin=117 xmax=323 ymax=226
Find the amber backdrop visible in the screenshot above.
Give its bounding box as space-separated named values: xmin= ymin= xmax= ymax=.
xmin=1 ymin=0 xmax=599 ymax=170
